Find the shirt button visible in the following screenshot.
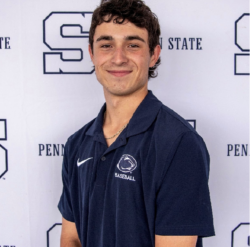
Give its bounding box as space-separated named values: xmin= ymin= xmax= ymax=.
xmin=101 ymin=156 xmax=106 ymax=161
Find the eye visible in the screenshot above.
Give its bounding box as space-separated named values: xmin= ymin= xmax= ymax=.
xmin=128 ymin=44 xmax=139 ymax=48
xmin=100 ymin=44 xmax=112 ymax=49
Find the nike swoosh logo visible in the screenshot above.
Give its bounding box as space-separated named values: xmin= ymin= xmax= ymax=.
xmin=77 ymin=157 xmax=93 ymax=167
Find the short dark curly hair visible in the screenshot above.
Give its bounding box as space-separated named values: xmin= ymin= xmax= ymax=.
xmin=89 ymin=0 xmax=161 ymax=79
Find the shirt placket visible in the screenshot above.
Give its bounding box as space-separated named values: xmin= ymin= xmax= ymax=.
xmin=94 ymin=133 xmax=127 ymax=187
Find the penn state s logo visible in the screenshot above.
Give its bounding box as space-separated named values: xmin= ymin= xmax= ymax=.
xmin=117 ymin=154 xmax=137 ymax=173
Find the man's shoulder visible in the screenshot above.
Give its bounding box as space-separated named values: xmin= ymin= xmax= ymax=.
xmin=156 ymin=103 xmax=197 ymax=137
xmin=154 ymin=103 xmax=209 ymax=159
xmin=66 ymin=118 xmax=96 ymax=148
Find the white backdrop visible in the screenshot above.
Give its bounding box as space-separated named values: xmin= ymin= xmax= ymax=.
xmin=0 ymin=0 xmax=249 ymax=246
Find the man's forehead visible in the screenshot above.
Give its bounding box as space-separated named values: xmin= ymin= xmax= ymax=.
xmin=93 ymin=20 xmax=149 ymax=42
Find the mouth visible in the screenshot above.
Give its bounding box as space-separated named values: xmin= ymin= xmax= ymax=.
xmin=107 ymin=70 xmax=132 ymax=77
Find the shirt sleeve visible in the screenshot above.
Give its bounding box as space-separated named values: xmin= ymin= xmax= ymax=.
xmin=58 ymin=140 xmax=75 ymax=222
xmin=155 ymin=131 xmax=215 ymax=237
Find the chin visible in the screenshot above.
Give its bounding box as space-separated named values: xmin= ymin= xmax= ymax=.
xmin=106 ymin=88 xmax=134 ymax=97
xmin=106 ymin=84 xmax=147 ymax=97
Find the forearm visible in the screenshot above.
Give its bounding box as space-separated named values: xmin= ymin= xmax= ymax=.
xmin=60 ymin=237 xmax=81 ymax=247
xmin=60 ymin=217 xmax=81 ymax=247
xmin=155 ymin=235 xmax=198 ymax=247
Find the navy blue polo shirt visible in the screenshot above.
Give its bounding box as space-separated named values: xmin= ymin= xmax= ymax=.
xmin=58 ymin=91 xmax=215 ymax=247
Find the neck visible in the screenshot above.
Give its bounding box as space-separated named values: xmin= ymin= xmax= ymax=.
xmin=103 ymin=87 xmax=148 ymax=127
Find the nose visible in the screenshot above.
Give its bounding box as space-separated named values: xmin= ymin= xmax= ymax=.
xmin=111 ymin=47 xmax=128 ymax=65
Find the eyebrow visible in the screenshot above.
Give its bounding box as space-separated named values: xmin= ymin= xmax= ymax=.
xmin=96 ymin=35 xmax=113 ymax=42
xmin=125 ymin=35 xmax=146 ymax=43
xmin=95 ymin=35 xmax=146 ymax=43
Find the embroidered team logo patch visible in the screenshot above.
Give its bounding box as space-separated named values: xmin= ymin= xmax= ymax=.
xmin=117 ymin=154 xmax=137 ymax=173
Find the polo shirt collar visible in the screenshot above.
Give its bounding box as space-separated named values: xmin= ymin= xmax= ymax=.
xmin=85 ymin=103 xmax=106 ymax=144
xmin=86 ymin=90 xmax=162 ymax=141
xmin=126 ymin=90 xmax=162 ymax=137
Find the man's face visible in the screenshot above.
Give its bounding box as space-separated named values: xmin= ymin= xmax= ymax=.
xmin=89 ymin=19 xmax=160 ymax=96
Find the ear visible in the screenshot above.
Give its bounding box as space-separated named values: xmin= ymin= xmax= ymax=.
xmin=149 ymin=44 xmax=161 ymax=67
xmin=88 ymin=44 xmax=94 ymax=63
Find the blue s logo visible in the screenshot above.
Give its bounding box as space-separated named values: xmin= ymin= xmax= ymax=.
xmin=43 ymin=12 xmax=94 ymax=74
xmin=234 ymin=13 xmax=250 ymax=76
xmin=0 ymin=119 xmax=8 ymax=179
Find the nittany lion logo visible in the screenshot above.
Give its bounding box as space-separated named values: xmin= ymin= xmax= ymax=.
xmin=117 ymin=154 xmax=137 ymax=173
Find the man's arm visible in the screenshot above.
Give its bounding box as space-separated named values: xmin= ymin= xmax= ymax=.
xmin=155 ymin=235 xmax=198 ymax=247
xmin=60 ymin=217 xmax=81 ymax=247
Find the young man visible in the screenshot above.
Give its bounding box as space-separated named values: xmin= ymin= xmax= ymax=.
xmin=58 ymin=0 xmax=215 ymax=246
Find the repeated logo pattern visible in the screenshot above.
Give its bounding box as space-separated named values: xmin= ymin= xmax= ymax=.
xmin=234 ymin=13 xmax=250 ymax=76
xmin=231 ymin=223 xmax=250 ymax=247
xmin=46 ymin=223 xmax=62 ymax=247
xmin=43 ymin=12 xmax=94 ymax=74
xmin=0 ymin=119 xmax=8 ymax=179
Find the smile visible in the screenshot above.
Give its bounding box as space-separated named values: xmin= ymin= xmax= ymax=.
xmin=107 ymin=70 xmax=132 ymax=77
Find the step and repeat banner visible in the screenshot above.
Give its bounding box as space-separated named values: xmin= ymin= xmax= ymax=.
xmin=0 ymin=0 xmax=249 ymax=246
